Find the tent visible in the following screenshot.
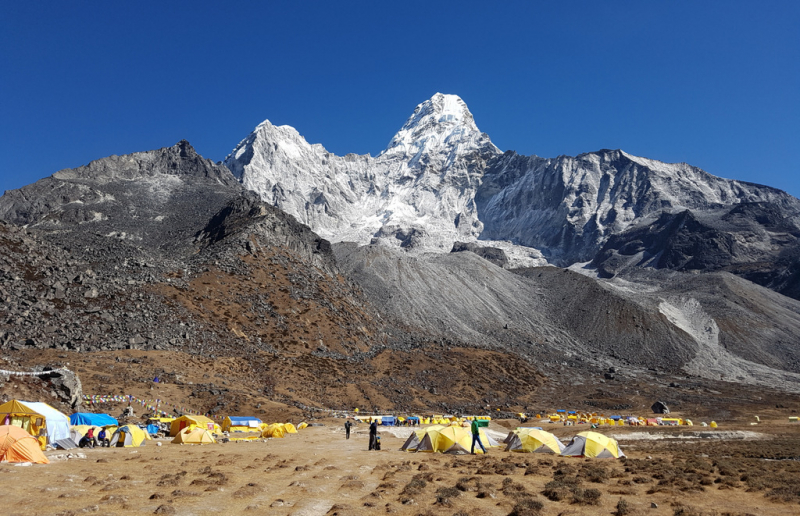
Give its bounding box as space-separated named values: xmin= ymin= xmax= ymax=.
xmin=400 ymin=427 xmax=437 ymax=451
xmin=109 ymin=425 xmax=148 ymax=447
xmin=21 ymin=401 xmax=70 ymax=445
xmin=262 ymin=423 xmax=287 ymax=438
xmin=505 ymin=428 xmax=565 ymax=454
xmin=222 ymin=416 xmax=262 ymax=433
xmin=172 ymin=427 xmax=216 ymax=445
xmin=297 ymin=422 xmax=308 ymax=430
xmin=70 ymin=413 xmax=119 ymax=427
xmin=170 ymin=415 xmax=219 ymax=437
xmin=0 ymin=425 xmax=49 ymax=464
xmin=409 ymin=426 xmax=498 ymax=454
xmin=0 ymin=400 xmax=47 ymax=447
xmin=560 ymin=432 xmax=625 ymax=458
xmin=69 ymin=425 xmax=103 ymax=445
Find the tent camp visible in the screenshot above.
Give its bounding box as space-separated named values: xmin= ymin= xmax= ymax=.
xmin=0 ymin=425 xmax=49 ymax=464
xmin=561 ymin=432 xmax=625 ymax=458
xmin=172 ymin=427 xmax=216 ymax=445
xmin=505 ymin=428 xmax=565 ymax=454
xmin=70 ymin=413 xmax=119 ymax=427
xmin=170 ymin=415 xmax=219 ymax=437
xmin=109 ymin=425 xmax=149 ymax=447
xmin=222 ymin=416 xmax=262 ymax=433
xmin=21 ymin=401 xmax=70 ymax=445
xmin=0 ymin=400 xmax=47 ymax=447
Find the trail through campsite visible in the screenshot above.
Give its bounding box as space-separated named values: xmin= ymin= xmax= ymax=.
xmin=4 ymin=419 xmax=800 ymax=516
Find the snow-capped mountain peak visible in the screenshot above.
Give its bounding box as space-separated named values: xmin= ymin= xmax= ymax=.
xmin=224 ymin=93 xmax=504 ymax=254
xmin=380 ymin=93 xmax=498 ymax=160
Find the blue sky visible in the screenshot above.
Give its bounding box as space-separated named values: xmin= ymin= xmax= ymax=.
xmin=2 ymin=1 xmax=798 ymax=197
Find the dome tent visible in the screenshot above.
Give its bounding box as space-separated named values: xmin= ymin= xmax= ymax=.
xmin=0 ymin=425 xmax=49 ymax=464
xmin=505 ymin=428 xmax=565 ymax=454
xmin=560 ymin=431 xmax=625 ymax=458
xmin=109 ymin=425 xmax=149 ymax=447
xmin=172 ymin=427 xmax=216 ymax=444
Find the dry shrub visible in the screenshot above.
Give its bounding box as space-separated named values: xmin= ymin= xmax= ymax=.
xmin=508 ymin=497 xmax=544 ymax=516
xmin=501 ymin=477 xmax=530 ymax=500
xmin=495 ymin=463 xmax=517 ymax=476
xmin=401 ymin=473 xmax=431 ymax=496
xmin=580 ymin=465 xmax=609 ymax=483
xmin=615 ymin=498 xmax=631 ymax=516
xmin=571 ymin=487 xmax=602 ymax=505
xmin=456 ymin=477 xmax=478 ymax=492
xmin=435 ymin=486 xmax=460 ymax=506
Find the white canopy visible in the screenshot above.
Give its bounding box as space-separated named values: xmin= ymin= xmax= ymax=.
xmin=21 ymin=401 xmax=71 ymax=444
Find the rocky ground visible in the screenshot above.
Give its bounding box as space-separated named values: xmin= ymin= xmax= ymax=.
xmin=4 ymin=418 xmax=800 ymax=516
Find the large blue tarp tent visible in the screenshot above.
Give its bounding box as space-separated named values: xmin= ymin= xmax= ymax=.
xmin=70 ymin=413 xmax=119 ymax=426
xmin=380 ymin=416 xmax=396 ymax=426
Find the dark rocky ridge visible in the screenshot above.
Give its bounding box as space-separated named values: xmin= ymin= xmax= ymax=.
xmin=592 ymin=202 xmax=800 ymax=299
xmin=450 ymin=241 xmax=508 ymax=268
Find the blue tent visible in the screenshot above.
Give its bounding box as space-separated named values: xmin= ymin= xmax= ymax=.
xmin=146 ymin=424 xmax=160 ymax=435
xmin=70 ymin=413 xmax=119 ymax=426
xmin=380 ymin=416 xmax=396 ymax=426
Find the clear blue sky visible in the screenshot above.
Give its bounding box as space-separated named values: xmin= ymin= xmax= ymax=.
xmin=2 ymin=1 xmax=798 ymax=197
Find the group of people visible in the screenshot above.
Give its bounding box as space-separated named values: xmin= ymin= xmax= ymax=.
xmin=345 ymin=418 xmax=487 ymax=454
xmin=78 ymin=427 xmax=111 ymax=448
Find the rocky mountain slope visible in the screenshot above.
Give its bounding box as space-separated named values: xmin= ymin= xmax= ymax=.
xmin=0 ymin=141 xmax=550 ymax=414
xmin=333 ymin=243 xmax=800 ymax=393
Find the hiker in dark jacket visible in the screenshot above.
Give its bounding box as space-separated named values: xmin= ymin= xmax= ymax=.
xmin=344 ymin=420 xmax=352 ymax=439
xmin=368 ymin=419 xmax=378 ymax=450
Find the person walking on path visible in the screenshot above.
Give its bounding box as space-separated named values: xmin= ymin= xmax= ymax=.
xmin=368 ymin=419 xmax=378 ymax=450
xmin=344 ymin=420 xmax=352 ymax=440
xmin=471 ymin=419 xmax=486 ymax=455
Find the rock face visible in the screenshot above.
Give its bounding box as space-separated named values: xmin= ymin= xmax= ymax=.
xmin=592 ymin=202 xmax=800 ymax=298
xmin=226 ymin=94 xmax=800 ymax=293
xmin=0 ymin=141 xmax=384 ymax=360
xmin=477 ymin=149 xmax=800 ymax=265
xmin=225 ymin=93 xmax=500 ymax=252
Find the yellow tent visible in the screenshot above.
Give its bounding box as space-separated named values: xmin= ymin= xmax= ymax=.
xmin=505 ymin=428 xmax=565 ymax=454
xmin=297 ymin=422 xmax=308 ymax=430
xmin=109 ymin=425 xmax=148 ymax=447
xmin=172 ymin=427 xmax=216 ymax=444
xmin=262 ymin=423 xmax=287 ymax=438
xmin=284 ymin=423 xmax=298 ymax=434
xmin=561 ymin=431 xmax=625 ymax=458
xmin=0 ymin=400 xmax=46 ymax=449
xmin=170 ymin=415 xmax=220 ymax=436
xmin=410 ymin=426 xmax=498 ymax=454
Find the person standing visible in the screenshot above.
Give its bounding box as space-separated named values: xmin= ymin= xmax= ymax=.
xmin=344 ymin=420 xmax=352 ymax=440
xmin=470 ymin=419 xmax=486 ymax=455
xmin=368 ymin=419 xmax=378 ymax=450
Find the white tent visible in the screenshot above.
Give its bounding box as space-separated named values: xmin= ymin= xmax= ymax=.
xmin=21 ymin=401 xmax=71 ymax=444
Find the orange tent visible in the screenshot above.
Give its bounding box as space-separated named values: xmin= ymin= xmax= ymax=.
xmin=0 ymin=425 xmax=49 ymax=464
